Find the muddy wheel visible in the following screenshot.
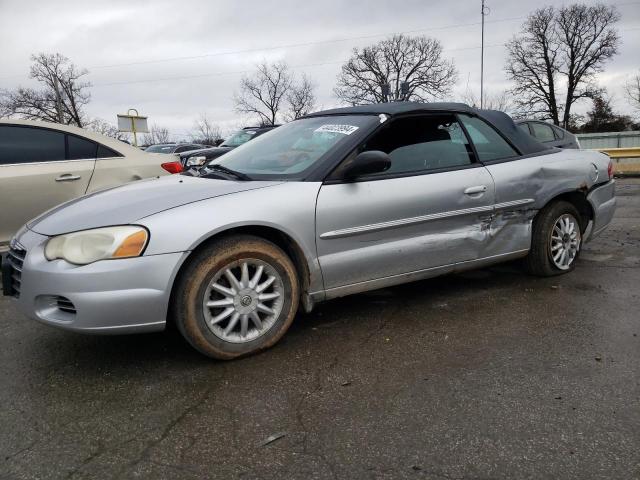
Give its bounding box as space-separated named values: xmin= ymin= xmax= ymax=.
xmin=172 ymin=235 xmax=299 ymax=359
xmin=524 ymin=201 xmax=583 ymax=277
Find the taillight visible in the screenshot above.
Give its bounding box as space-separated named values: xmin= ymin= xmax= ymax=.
xmin=607 ymin=159 xmax=613 ymax=179
xmin=161 ymin=161 xmax=183 ymax=174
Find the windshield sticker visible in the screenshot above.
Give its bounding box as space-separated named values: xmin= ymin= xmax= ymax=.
xmin=315 ymin=124 xmax=359 ymax=135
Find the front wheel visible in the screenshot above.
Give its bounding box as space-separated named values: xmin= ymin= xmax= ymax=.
xmin=524 ymin=201 xmax=583 ymax=277
xmin=172 ymin=235 xmax=299 ymax=359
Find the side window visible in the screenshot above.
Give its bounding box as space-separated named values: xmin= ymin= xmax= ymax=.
xmin=551 ymin=126 xmax=565 ymax=139
xmin=458 ymin=114 xmax=519 ymax=162
xmin=67 ymin=134 xmax=97 ymax=160
xmin=97 ymin=144 xmax=123 ymax=158
xmin=517 ymin=123 xmax=531 ymax=135
xmin=530 ymin=122 xmax=556 ymax=142
xmin=0 ymin=125 xmax=65 ymax=164
xmin=362 ymin=114 xmax=473 ymax=176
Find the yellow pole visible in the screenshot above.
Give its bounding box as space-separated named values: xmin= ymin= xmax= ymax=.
xmin=131 ymin=117 xmax=137 ymax=147
xmin=128 ymin=109 xmax=140 ymax=147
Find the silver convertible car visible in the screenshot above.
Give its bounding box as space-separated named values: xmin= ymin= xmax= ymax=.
xmin=2 ymin=103 xmax=616 ymax=359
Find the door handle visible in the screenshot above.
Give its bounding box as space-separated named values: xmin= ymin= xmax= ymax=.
xmin=55 ymin=174 xmax=81 ymax=182
xmin=464 ymin=185 xmax=487 ymax=195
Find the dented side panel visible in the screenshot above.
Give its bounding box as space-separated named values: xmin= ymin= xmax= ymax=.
xmin=315 ymin=148 xmax=613 ymax=298
xmin=315 ymin=167 xmax=496 ymax=290
xmin=481 ymin=148 xmax=612 ymax=257
xmin=586 ymin=180 xmax=616 ymax=240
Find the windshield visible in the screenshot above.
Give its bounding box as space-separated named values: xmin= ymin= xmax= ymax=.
xmin=145 ymin=145 xmax=175 ymax=153
xmin=202 ymin=116 xmax=376 ymax=179
xmin=220 ymin=130 xmax=258 ymax=147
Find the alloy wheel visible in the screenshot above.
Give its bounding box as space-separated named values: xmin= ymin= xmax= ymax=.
xmin=202 ymin=258 xmax=284 ymax=343
xmin=549 ymin=214 xmax=581 ymax=270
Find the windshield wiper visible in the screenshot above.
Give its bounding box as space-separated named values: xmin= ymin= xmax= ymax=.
xmin=201 ymin=164 xmax=252 ymax=181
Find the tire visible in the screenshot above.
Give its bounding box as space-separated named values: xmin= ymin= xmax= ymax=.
xmin=524 ymin=200 xmax=583 ymax=277
xmin=172 ymin=235 xmax=299 ymax=360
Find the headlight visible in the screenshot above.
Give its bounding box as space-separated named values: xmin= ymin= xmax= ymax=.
xmin=186 ymin=156 xmax=207 ymax=167
xmin=44 ymin=226 xmax=149 ymax=265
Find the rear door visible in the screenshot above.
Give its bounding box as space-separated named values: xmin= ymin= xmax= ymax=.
xmin=88 ymin=145 xmax=166 ymax=192
xmin=0 ymin=125 xmax=94 ymax=246
xmin=315 ymin=113 xmax=496 ymax=293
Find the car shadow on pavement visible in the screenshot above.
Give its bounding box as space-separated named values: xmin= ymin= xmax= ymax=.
xmin=292 ymin=260 xmax=528 ymax=332
xmin=26 ymin=260 xmax=534 ymax=372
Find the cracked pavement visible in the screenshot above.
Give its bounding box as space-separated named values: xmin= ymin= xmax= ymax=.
xmin=1 ymin=179 xmax=639 ymax=479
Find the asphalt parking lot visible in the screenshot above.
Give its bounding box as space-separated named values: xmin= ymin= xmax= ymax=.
xmin=1 ymin=179 xmax=638 ymax=480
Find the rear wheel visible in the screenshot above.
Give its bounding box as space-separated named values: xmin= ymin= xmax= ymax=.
xmin=524 ymin=201 xmax=583 ymax=276
xmin=173 ymin=235 xmax=299 ymax=359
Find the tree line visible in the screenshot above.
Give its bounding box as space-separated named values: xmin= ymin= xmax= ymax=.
xmin=1 ymin=2 xmax=639 ymax=140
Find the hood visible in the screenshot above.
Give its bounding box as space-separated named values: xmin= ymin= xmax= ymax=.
xmin=28 ymin=174 xmax=281 ymax=236
xmin=180 ymin=146 xmax=233 ymax=160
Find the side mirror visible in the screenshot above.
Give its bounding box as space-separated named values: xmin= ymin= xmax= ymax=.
xmin=343 ymin=150 xmax=391 ymax=179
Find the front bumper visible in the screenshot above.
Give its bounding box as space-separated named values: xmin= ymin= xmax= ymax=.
xmin=9 ymin=227 xmax=187 ymax=334
xmin=586 ymin=180 xmax=616 ymax=241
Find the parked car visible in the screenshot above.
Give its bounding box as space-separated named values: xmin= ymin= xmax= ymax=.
xmin=0 ymin=119 xmax=177 ymax=249
xmin=3 ymin=103 xmax=615 ymax=360
xmin=181 ymin=126 xmax=278 ymax=169
xmin=145 ymin=143 xmax=208 ymax=154
xmin=516 ymin=120 xmax=580 ymax=149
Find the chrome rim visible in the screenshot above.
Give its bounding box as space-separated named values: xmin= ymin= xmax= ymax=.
xmin=550 ymin=214 xmax=581 ymax=270
xmin=202 ymin=258 xmax=284 ymax=343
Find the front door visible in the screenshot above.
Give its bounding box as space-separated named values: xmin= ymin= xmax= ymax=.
xmin=456 ymin=113 xmax=541 ymax=258
xmin=315 ymin=113 xmax=495 ymax=294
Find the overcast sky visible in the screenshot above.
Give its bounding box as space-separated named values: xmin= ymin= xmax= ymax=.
xmin=1 ymin=0 xmax=638 ymax=139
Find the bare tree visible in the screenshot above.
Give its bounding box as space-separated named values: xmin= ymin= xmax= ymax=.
xmin=626 ymin=71 xmax=640 ymax=113
xmin=0 ymin=53 xmax=91 ymax=127
xmin=191 ymin=113 xmax=223 ymax=145
xmin=284 ymin=74 xmax=316 ymax=121
xmin=460 ymin=88 xmax=515 ymax=114
xmin=234 ymin=61 xmax=291 ymax=126
xmin=142 ymin=124 xmax=171 ymax=145
xmin=506 ymin=3 xmax=620 ymax=128
xmin=334 ymin=34 xmax=457 ymax=105
xmin=234 ymin=61 xmax=316 ymax=125
xmin=86 ymin=118 xmax=129 ymax=142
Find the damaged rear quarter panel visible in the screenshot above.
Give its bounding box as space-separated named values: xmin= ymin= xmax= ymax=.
xmin=481 ymin=148 xmax=610 ymax=258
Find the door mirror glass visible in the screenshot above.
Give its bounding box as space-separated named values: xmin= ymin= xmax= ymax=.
xmin=344 ymin=150 xmax=391 ymax=179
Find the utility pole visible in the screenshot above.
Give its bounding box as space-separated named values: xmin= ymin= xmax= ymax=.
xmin=53 ymin=76 xmax=64 ymax=123
xmin=480 ymin=0 xmax=489 ymax=109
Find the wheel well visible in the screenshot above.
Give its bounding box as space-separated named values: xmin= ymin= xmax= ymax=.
xmin=543 ymin=190 xmax=593 ymax=231
xmin=166 ymin=226 xmax=311 ymax=328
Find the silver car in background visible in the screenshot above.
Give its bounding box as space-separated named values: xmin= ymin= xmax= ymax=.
xmin=2 ymin=102 xmax=616 ymax=359
xmin=516 ymin=119 xmax=581 ymax=149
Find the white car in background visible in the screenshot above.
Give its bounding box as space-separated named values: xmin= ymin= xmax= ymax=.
xmin=0 ymin=119 xmax=178 ymax=249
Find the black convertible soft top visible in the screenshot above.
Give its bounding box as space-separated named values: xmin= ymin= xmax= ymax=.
xmin=303 ymin=102 xmax=550 ymax=156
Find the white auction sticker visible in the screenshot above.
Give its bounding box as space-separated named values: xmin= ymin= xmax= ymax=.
xmin=315 ymin=124 xmax=359 ymax=135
